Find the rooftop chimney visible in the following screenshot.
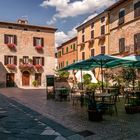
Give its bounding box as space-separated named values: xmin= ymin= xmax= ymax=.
xmin=17 ymin=19 xmax=28 ymax=24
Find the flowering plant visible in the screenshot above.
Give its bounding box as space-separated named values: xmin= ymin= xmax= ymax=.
xmin=19 ymin=64 xmax=34 ymax=70
xmin=6 ymin=64 xmax=16 ymax=70
xmin=35 ymin=45 xmax=43 ymax=50
xmin=35 ymin=64 xmax=43 ymax=71
xmin=7 ymin=43 xmax=16 ymax=49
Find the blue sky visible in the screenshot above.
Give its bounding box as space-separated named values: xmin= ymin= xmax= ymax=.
xmin=0 ymin=0 xmax=117 ymax=46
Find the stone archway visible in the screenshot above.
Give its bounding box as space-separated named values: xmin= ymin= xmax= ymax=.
xmin=22 ymin=71 xmax=30 ymax=86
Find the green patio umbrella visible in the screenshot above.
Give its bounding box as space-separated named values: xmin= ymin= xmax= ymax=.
xmin=106 ymin=55 xmax=140 ymax=90
xmin=60 ymin=60 xmax=99 ymax=89
xmin=81 ymin=54 xmax=122 ymax=91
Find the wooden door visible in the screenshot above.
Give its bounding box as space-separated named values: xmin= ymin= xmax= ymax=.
xmin=35 ymin=73 xmax=41 ymax=86
xmin=6 ymin=73 xmax=15 ymax=87
xmin=22 ymin=71 xmax=30 ymax=86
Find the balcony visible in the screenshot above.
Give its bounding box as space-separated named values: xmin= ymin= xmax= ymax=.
xmin=6 ymin=64 xmax=16 ymax=70
xmin=35 ymin=45 xmax=43 ymax=50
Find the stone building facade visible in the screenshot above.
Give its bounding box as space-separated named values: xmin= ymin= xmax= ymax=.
xmin=0 ymin=19 xmax=56 ymax=88
xmin=57 ymin=37 xmax=77 ymax=69
xmin=76 ymin=12 xmax=109 ymax=61
xmin=108 ymin=0 xmax=140 ymax=56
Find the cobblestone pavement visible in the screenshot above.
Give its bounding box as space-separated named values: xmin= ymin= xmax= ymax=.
xmin=0 ymin=88 xmax=140 ymax=140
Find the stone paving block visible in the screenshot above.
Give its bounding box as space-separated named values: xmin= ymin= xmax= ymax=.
xmin=68 ymin=134 xmax=85 ymax=140
xmin=41 ymin=129 xmax=56 ymax=135
xmin=55 ymin=136 xmax=67 ymax=140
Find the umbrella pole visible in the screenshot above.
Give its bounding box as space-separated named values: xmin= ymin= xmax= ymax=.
xmin=80 ymin=68 xmax=83 ymax=90
xmin=101 ymin=61 xmax=104 ymax=92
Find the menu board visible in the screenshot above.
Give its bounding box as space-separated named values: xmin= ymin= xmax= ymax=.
xmin=46 ymin=75 xmax=54 ymax=86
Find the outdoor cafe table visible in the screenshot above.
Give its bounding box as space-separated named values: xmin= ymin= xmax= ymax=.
xmin=95 ymin=93 xmax=113 ymax=103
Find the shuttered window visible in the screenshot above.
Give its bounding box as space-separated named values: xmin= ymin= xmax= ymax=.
xmin=101 ymin=46 xmax=105 ymax=54
xmin=91 ymin=49 xmax=95 ymax=56
xmin=101 ymin=25 xmax=105 ymax=35
xmin=33 ymin=57 xmax=44 ymax=66
xmin=134 ymin=1 xmax=140 ymax=18
xmin=82 ymin=35 xmax=85 ymax=42
xmin=82 ymin=52 xmax=85 ymax=60
xmin=33 ymin=37 xmax=44 ymax=47
xmin=91 ymin=30 xmax=94 ymax=39
xmin=119 ymin=38 xmax=125 ymax=53
xmin=118 ymin=10 xmax=125 ymax=25
xmin=23 ymin=56 xmax=29 ymax=64
xmin=134 ymin=33 xmax=140 ymax=52
xmin=4 ymin=56 xmax=17 ymax=65
xmin=4 ymin=34 xmax=17 ymax=45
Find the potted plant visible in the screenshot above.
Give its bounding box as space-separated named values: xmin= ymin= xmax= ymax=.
xmin=7 ymin=43 xmax=16 ymax=49
xmin=32 ymin=80 xmax=38 ymax=87
xmin=35 ymin=64 xmax=43 ymax=71
xmin=35 ymin=45 xmax=43 ymax=50
xmin=6 ymin=64 xmax=16 ymax=70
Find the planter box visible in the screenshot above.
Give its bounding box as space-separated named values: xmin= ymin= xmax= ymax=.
xmin=88 ymin=110 xmax=103 ymax=121
xmin=125 ymin=105 xmax=140 ymax=114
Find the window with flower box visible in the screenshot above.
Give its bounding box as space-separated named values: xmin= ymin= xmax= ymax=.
xmin=4 ymin=56 xmax=17 ymax=70
xmin=4 ymin=56 xmax=17 ymax=65
xmin=33 ymin=57 xmax=44 ymax=66
xmin=4 ymin=34 xmax=17 ymax=48
xmin=23 ymin=56 xmax=29 ymax=64
xmin=33 ymin=37 xmax=44 ymax=50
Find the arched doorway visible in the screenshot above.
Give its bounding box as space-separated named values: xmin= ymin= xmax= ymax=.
xmin=22 ymin=71 xmax=30 ymax=86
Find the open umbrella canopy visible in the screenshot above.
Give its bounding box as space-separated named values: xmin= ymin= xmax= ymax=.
xmin=60 ymin=60 xmax=99 ymax=71
xmin=106 ymin=55 xmax=140 ymax=68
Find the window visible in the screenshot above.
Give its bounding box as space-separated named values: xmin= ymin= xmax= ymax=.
xmin=35 ymin=73 xmax=41 ymax=86
xmin=23 ymin=56 xmax=29 ymax=64
xmin=33 ymin=37 xmax=44 ymax=46
xmin=66 ymin=61 xmax=68 ymax=66
xmin=71 ymin=45 xmax=73 ymax=49
xmin=58 ymin=51 xmax=61 ymax=58
xmin=66 ymin=47 xmax=69 ymax=53
xmin=134 ymin=1 xmax=140 ymax=18
xmin=91 ymin=30 xmax=94 ymax=39
xmin=82 ymin=35 xmax=85 ymax=42
xmin=4 ymin=56 xmax=17 ymax=65
xmin=118 ymin=10 xmax=125 ymax=25
xmin=4 ymin=34 xmax=17 ymax=45
xmin=82 ymin=28 xmax=85 ymax=33
xmin=101 ymin=25 xmax=105 ymax=35
xmin=119 ymin=38 xmax=125 ymax=53
xmin=91 ymin=49 xmax=95 ymax=56
xmin=33 ymin=57 xmax=44 ymax=66
xmin=73 ymin=43 xmax=76 ymax=50
xmin=82 ymin=52 xmax=85 ymax=60
xmin=62 ymin=48 xmax=64 ymax=55
xmin=101 ymin=17 xmax=105 ymax=23
xmin=91 ymin=22 xmax=94 ymax=28
xmin=101 ymin=46 xmax=105 ymax=54
xmin=134 ymin=33 xmax=140 ymax=52
xmin=73 ymin=60 xmax=75 ymax=63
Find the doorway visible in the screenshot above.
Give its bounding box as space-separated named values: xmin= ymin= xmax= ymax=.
xmin=6 ymin=73 xmax=15 ymax=87
xmin=22 ymin=71 xmax=30 ymax=86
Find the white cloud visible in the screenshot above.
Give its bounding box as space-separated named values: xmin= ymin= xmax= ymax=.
xmin=55 ymin=27 xmax=77 ymax=48
xmin=82 ymin=13 xmax=98 ymax=24
xmin=41 ymin=0 xmax=117 ymax=24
